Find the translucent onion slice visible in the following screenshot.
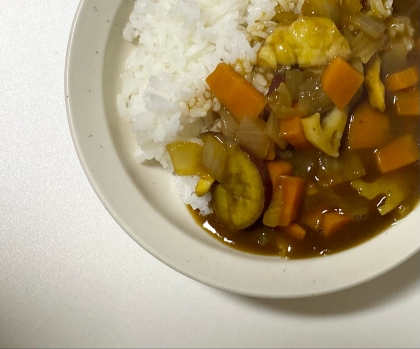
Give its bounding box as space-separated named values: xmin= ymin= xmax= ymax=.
xmin=301 ymin=0 xmax=341 ymax=26
xmin=262 ymin=186 xmax=284 ymax=228
xmin=285 ymin=69 xmax=304 ymax=102
xmin=236 ymin=116 xmax=271 ymax=159
xmin=341 ymin=0 xmax=362 ymax=13
xmin=202 ymin=135 xmax=228 ymax=183
xmin=265 ymin=113 xmax=288 ymax=149
xmin=299 ymin=75 xmax=334 ymax=115
xmin=317 ymin=151 xmax=366 ymax=187
xmin=218 ymin=107 xmax=239 ymax=138
xmin=347 ymin=13 xmax=386 ymax=39
xmin=267 ymin=82 xmax=293 ymax=118
xmin=349 ymin=32 xmax=384 ymax=64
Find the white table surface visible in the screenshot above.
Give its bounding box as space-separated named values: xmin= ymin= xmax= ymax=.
xmin=1 ymin=1 xmax=419 ymax=348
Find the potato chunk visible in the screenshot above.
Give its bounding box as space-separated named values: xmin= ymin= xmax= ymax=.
xmin=258 ymin=16 xmax=351 ymax=69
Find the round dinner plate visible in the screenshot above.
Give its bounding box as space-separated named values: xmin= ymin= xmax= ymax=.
xmin=65 ymin=0 xmax=420 ymax=298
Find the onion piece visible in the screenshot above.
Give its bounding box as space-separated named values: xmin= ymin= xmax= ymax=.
xmin=349 ymin=32 xmax=385 ymax=64
xmin=285 ymin=69 xmax=304 ymax=102
xmin=341 ymin=0 xmax=362 ymax=13
xmin=299 ymin=74 xmax=334 ymax=115
xmin=347 ymin=13 xmax=386 ymax=39
xmin=317 ymin=151 xmax=366 ymax=187
xmin=236 ymin=116 xmax=271 ymax=159
xmin=265 ymin=112 xmax=288 ymax=149
xmin=202 ymin=134 xmax=228 ymax=183
xmin=267 ymin=82 xmax=293 ymax=115
xmin=218 ymin=107 xmax=239 ymax=138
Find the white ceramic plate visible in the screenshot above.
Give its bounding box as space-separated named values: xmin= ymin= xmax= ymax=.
xmin=65 ymin=0 xmax=420 ymax=298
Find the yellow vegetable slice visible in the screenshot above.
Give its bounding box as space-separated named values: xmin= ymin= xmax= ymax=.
xmin=166 ymin=141 xmax=209 ymax=176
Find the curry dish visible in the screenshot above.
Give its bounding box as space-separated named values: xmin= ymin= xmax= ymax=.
xmin=165 ymin=0 xmax=420 ymax=258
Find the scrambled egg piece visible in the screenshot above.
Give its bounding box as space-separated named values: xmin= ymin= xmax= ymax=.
xmin=258 ymin=16 xmax=351 ymax=69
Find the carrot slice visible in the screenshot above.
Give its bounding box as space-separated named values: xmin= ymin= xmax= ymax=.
xmin=263 ymin=175 xmax=306 ymax=228
xmin=394 ymin=88 xmax=420 ymax=117
xmin=265 ymin=160 xmax=293 ymax=183
xmin=283 ymin=222 xmax=306 ymax=241
xmin=385 ymin=66 xmax=419 ymax=92
xmin=206 ymin=63 xmax=266 ymax=121
xmin=322 ymin=212 xmax=353 ymax=238
xmin=321 ymin=57 xmax=364 ymax=110
xmin=375 ymin=134 xmax=420 ymax=173
xmin=348 ymin=101 xmax=390 ymax=149
xmin=279 ymin=116 xmax=313 ymax=150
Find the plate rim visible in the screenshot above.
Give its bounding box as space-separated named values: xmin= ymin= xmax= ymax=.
xmin=65 ymin=0 xmax=420 ymax=299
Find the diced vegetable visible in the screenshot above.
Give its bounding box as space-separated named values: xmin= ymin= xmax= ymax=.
xmin=380 ymin=43 xmax=408 ymax=77
xmin=348 ymin=32 xmax=384 ymax=64
xmin=279 ymin=116 xmax=313 ymax=150
xmin=267 ymin=82 xmax=293 ymax=115
xmin=265 ymin=175 xmax=306 ymax=227
xmin=365 ymin=54 xmax=386 ymax=112
xmin=375 ymin=134 xmax=420 ymax=173
xmin=265 ymin=113 xmax=288 ymax=149
xmin=317 ymin=151 xmax=366 ymax=186
xmin=166 ymin=141 xmax=209 ymax=176
xmin=202 ymin=134 xmax=228 ymax=183
xmin=301 ymin=106 xmax=348 ymax=157
xmin=385 ymin=66 xmax=419 ymax=92
xmin=285 ymin=69 xmax=304 ymax=101
xmin=321 ymin=212 xmax=353 ymax=238
xmin=218 ymin=107 xmax=239 ymax=137
xmin=262 ymin=185 xmax=284 ymax=228
xmin=283 ymin=222 xmax=306 ymax=241
xmin=301 ymin=0 xmax=341 ymax=25
xmin=347 ymin=101 xmax=390 ymax=149
xmin=265 ymin=160 xmax=293 ymax=183
xmin=321 ymin=57 xmax=365 ymax=110
xmin=393 ymin=88 xmax=420 ymax=116
xmin=346 ymin=13 xmax=386 ymax=39
xmin=264 ymin=140 xmax=276 ymax=160
xmin=195 ymin=176 xmax=215 ymax=197
xmin=219 ymin=145 xmax=266 ymax=230
xmin=341 ymin=0 xmax=362 ymax=13
xmin=298 ymin=73 xmax=334 ymax=115
xmin=206 ymin=63 xmax=266 ymax=121
xmin=351 ymin=171 xmax=414 ymax=215
xmin=236 ymin=116 xmax=271 ymax=159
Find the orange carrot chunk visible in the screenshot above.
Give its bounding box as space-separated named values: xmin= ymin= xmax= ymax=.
xmin=279 ymin=116 xmax=313 ymax=150
xmin=385 ymin=66 xmax=419 ymax=92
xmin=283 ymin=222 xmax=306 ymax=241
xmin=322 ymin=212 xmax=353 ymax=238
xmin=375 ymin=134 xmax=420 ymax=173
xmin=321 ymin=57 xmax=364 ymax=110
xmin=265 ymin=160 xmax=293 ymax=183
xmin=394 ymin=88 xmax=420 ymax=117
xmin=348 ymin=101 xmax=390 ymax=149
xmin=274 ymin=175 xmax=306 ymax=227
xmin=206 ymin=63 xmax=266 ymax=121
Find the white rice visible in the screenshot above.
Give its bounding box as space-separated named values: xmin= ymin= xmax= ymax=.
xmin=117 ymin=0 xmax=288 ymax=214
